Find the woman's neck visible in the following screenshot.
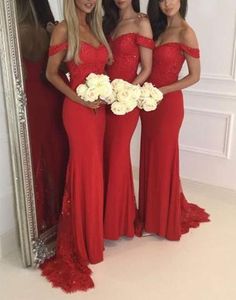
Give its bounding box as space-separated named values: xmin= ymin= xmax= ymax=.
xmin=167 ymin=13 xmax=183 ymax=28
xmin=77 ymin=9 xmax=87 ymax=26
xmin=119 ymin=6 xmax=137 ymax=21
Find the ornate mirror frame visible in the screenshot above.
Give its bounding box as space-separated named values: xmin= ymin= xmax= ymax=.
xmin=0 ymin=0 xmax=55 ymax=267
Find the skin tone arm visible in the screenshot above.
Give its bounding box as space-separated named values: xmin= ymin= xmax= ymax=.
xmin=46 ymin=22 xmax=101 ymax=109
xmin=132 ymin=17 xmax=153 ymax=85
xmin=159 ymin=27 xmax=201 ymax=95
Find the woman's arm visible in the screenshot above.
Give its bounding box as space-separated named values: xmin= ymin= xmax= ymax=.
xmin=46 ymin=22 xmax=101 ymax=109
xmin=159 ymin=27 xmax=200 ymax=95
xmin=132 ymin=17 xmax=153 ymax=85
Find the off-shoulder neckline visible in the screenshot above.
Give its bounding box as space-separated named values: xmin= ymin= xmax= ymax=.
xmin=80 ymin=40 xmax=104 ymax=49
xmin=50 ymin=40 xmax=104 ymax=50
xmin=155 ymin=42 xmax=199 ymax=50
xmin=110 ymin=32 xmax=136 ymax=42
xmin=110 ymin=32 xmax=152 ymax=42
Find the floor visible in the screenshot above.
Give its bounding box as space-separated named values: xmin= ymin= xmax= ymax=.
xmin=0 ymin=180 xmax=236 ymax=300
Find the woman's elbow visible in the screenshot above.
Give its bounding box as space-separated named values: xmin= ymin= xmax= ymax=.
xmin=45 ymin=69 xmax=54 ymax=83
xmin=190 ymin=72 xmax=200 ymax=84
xmin=193 ymin=73 xmax=200 ymax=83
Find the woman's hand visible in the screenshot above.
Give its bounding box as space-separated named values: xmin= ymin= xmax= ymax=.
xmin=83 ymin=100 xmax=101 ymax=109
xmin=159 ymin=86 xmax=168 ymax=95
xmin=77 ymin=97 xmax=106 ymax=109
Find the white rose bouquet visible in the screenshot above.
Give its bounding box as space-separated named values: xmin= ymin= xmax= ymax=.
xmin=76 ymin=73 xmax=113 ymax=104
xmin=138 ymin=82 xmax=163 ymax=112
xmin=110 ymin=79 xmax=141 ymax=115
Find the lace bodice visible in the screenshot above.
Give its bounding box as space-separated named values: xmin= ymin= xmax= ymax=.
xmin=106 ymin=33 xmax=154 ymax=82
xmin=149 ymin=42 xmax=200 ymax=87
xmin=49 ymin=42 xmax=108 ymax=89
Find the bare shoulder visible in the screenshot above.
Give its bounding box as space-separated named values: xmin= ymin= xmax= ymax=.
xmin=136 ymin=13 xmax=149 ymax=26
xmin=180 ymin=23 xmax=199 ymax=48
xmin=50 ymin=21 xmax=68 ymax=45
xmin=136 ymin=13 xmax=153 ymax=38
xmin=52 ymin=21 xmax=68 ymax=37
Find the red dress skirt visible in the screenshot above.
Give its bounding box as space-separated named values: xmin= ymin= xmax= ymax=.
xmin=41 ymin=42 xmax=108 ymax=292
xmin=104 ymin=33 xmax=154 ymax=239
xmin=24 ymin=58 xmax=68 ymax=234
xmin=137 ymin=43 xmax=210 ymax=240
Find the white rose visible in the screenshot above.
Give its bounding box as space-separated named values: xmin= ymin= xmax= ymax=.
xmin=76 ymin=84 xmax=87 ymax=98
xmin=140 ymin=87 xmax=151 ymax=99
xmin=125 ymin=98 xmax=138 ymax=112
xmin=116 ymin=89 xmax=133 ymax=103
xmin=86 ymin=73 xmax=99 ymax=88
xmin=98 ymin=74 xmax=110 ymax=84
xmin=143 ymin=82 xmax=163 ymax=101
xmin=142 ymin=82 xmax=152 ymax=89
xmin=129 ymin=85 xmax=141 ymax=101
xmin=111 ymin=101 xmax=127 ymax=115
xmin=137 ymin=99 xmax=144 ymax=109
xmin=150 ymin=88 xmax=163 ymax=101
xmin=87 ymin=75 xmax=112 ymax=99
xmin=99 ymin=83 xmax=113 ymax=100
xmin=105 ymin=91 xmax=116 ymax=104
xmin=84 ymin=87 xmax=99 ymax=102
xmin=142 ymin=98 xmax=157 ymax=112
xmin=130 ymin=84 xmax=140 ymax=92
xmin=86 ymin=73 xmax=97 ymax=80
xmin=112 ymin=79 xmax=126 ymax=92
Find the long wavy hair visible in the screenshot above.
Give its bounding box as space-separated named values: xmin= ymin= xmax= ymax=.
xmin=16 ymin=0 xmax=38 ymax=27
xmin=148 ymin=0 xmax=188 ymax=41
xmin=102 ymin=0 xmax=140 ymax=36
xmin=65 ymin=0 xmax=112 ymax=63
xmin=16 ymin=0 xmax=55 ymax=28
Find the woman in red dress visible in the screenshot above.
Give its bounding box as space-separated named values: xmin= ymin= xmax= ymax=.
xmin=16 ymin=0 xmax=68 ymax=233
xmin=102 ymin=0 xmax=154 ymax=240
xmin=40 ymin=0 xmax=111 ymax=293
xmin=137 ymin=0 xmax=210 ymax=240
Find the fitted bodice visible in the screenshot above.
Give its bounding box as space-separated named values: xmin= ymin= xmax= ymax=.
xmin=106 ymin=33 xmax=154 ymax=82
xmin=49 ymin=42 xmax=108 ymax=89
xmin=149 ymin=42 xmax=200 ymax=87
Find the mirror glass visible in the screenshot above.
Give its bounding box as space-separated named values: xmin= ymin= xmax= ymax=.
xmin=16 ymin=0 xmax=68 ymax=236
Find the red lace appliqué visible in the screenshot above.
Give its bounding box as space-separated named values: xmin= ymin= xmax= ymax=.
xmin=180 ymin=44 xmax=200 ymax=58
xmin=40 ymin=187 xmax=94 ymax=293
xmin=136 ymin=35 xmax=155 ymax=49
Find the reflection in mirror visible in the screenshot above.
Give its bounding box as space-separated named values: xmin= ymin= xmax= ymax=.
xmin=16 ymin=0 xmax=68 ymax=236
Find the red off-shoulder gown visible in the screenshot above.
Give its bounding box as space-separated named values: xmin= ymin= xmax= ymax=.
xmin=137 ymin=43 xmax=210 ymax=240
xmin=41 ymin=42 xmax=108 ymax=292
xmin=104 ymin=33 xmax=154 ymax=240
xmin=24 ymin=58 xmax=68 ymax=234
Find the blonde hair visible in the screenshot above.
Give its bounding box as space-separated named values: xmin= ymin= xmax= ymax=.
xmin=64 ymin=0 xmax=112 ymax=63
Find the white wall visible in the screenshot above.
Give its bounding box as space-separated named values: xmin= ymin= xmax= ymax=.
xmin=0 ymin=63 xmax=17 ymax=258
xmin=179 ymin=0 xmax=236 ymax=189
xmin=48 ymin=0 xmax=63 ymax=20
